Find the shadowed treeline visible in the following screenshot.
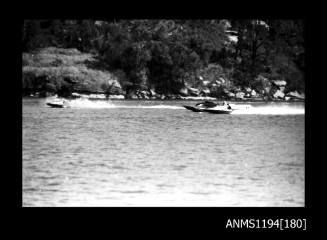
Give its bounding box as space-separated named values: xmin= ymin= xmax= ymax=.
xmin=22 ymin=20 xmax=304 ymax=99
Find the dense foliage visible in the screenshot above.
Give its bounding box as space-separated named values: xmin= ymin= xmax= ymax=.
xmin=22 ymin=19 xmax=305 ymax=95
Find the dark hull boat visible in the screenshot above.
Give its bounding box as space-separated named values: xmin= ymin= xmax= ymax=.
xmin=203 ymin=108 xmax=233 ymax=114
xmin=183 ymin=105 xmax=205 ymax=112
xmin=46 ymin=102 xmax=65 ymax=108
xmin=183 ymin=101 xmax=233 ymax=114
xmin=183 ymin=105 xmax=233 ymax=114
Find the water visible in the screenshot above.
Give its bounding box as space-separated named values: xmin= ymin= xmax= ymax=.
xmin=23 ymin=98 xmax=305 ymax=206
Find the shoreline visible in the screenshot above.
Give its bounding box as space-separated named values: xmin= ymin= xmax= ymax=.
xmin=23 ymin=47 xmax=305 ymax=104
xmin=23 ymin=95 xmax=305 ymax=103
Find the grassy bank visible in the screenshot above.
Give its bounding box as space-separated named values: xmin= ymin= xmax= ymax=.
xmin=22 ymin=47 xmax=123 ymax=97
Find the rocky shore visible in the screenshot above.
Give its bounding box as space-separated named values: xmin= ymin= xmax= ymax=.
xmin=23 ymin=47 xmax=305 ymax=102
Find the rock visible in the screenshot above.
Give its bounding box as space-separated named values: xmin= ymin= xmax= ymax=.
xmin=150 ymin=89 xmax=156 ymax=97
xmin=287 ymin=91 xmax=305 ymax=100
xmin=181 ymin=96 xmax=216 ymax=101
xmin=223 ymin=88 xmax=230 ymax=94
xmin=139 ymin=90 xmax=150 ymax=99
xmin=126 ymin=90 xmax=139 ymax=99
xmin=256 ymin=75 xmax=270 ymax=83
xmin=252 ymin=97 xmax=265 ymax=101
xmin=138 ymin=90 xmax=149 ymax=99
xmin=108 ymin=79 xmax=122 ymax=89
xmin=264 ymin=86 xmax=271 ymax=95
xmin=165 ymin=94 xmax=173 ymax=100
xmin=210 ymin=83 xmax=218 ymax=88
xmin=226 ymin=91 xmax=235 ymax=98
xmin=41 ymin=91 xmax=53 ymax=97
xmin=234 ymin=86 xmax=242 ymax=92
xmin=251 ymin=89 xmax=257 ymax=97
xmin=107 ymin=86 xmax=124 ymax=95
xmin=72 ymin=92 xmax=81 ymax=98
xmin=218 ymin=77 xmax=226 ymax=84
xmin=202 ymin=80 xmax=211 ymax=86
xmin=108 ymin=95 xmax=125 ymax=99
xmin=285 ymin=96 xmax=291 ymax=101
xmin=235 ymin=91 xmax=245 ymax=99
xmin=126 ymin=88 xmax=151 ymax=99
xmin=273 ymin=80 xmax=287 ymax=87
xmin=245 ymin=87 xmax=252 ymax=93
xmin=88 ymin=94 xmax=106 ymax=99
xmin=200 ymin=88 xmax=211 ymax=96
xmin=179 ymin=87 xmax=188 ymax=96
xmin=273 ymin=89 xmax=285 ymax=99
xmin=255 ymin=75 xmax=272 ymax=93
xmin=187 ymin=87 xmax=200 ymax=96
xmin=154 ymin=93 xmax=162 ymax=99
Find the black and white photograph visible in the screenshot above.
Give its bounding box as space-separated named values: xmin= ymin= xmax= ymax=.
xmin=22 ymin=19 xmax=305 ymax=207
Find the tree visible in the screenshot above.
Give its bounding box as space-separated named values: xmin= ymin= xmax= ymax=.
xmin=183 ymin=20 xmax=227 ymax=66
xmin=23 ymin=20 xmax=42 ymax=51
xmin=22 ymin=19 xmax=305 ymax=95
xmin=230 ymin=19 xmax=271 ymax=86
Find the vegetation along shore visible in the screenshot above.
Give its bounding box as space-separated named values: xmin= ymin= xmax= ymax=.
xmin=22 ymin=20 xmax=305 ymax=101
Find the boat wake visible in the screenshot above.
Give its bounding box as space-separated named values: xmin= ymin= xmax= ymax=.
xmin=46 ymin=98 xmax=304 ymax=114
xmin=67 ymin=99 xmax=116 ymax=109
xmin=49 ymin=98 xmax=183 ymax=109
xmin=135 ymin=105 xmax=183 ymax=110
xmin=231 ymin=104 xmax=304 ymax=115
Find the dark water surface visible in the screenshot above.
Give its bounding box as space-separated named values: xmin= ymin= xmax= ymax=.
xmin=23 ymin=98 xmax=304 ymax=206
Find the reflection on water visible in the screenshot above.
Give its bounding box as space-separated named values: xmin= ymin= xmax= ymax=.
xmin=23 ymin=99 xmax=304 ymax=206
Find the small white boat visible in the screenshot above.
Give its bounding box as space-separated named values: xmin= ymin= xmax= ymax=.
xmin=184 ymin=101 xmax=233 ymax=114
xmin=46 ymin=99 xmax=69 ymax=108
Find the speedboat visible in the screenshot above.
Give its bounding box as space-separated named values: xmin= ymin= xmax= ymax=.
xmin=46 ymin=102 xmax=65 ymax=108
xmin=203 ymin=108 xmax=233 ymax=114
xmin=183 ymin=101 xmax=233 ymax=114
xmin=195 ymin=101 xmax=218 ymax=108
xmin=46 ymin=99 xmax=68 ymax=108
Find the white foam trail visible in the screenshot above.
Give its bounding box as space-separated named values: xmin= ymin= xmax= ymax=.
xmin=60 ymin=98 xmax=183 ymax=109
xmin=67 ymin=98 xmax=116 ymax=109
xmin=47 ymin=98 xmax=304 ymax=114
xmin=231 ymin=105 xmax=304 ymax=115
xmin=133 ymin=105 xmax=183 ymax=110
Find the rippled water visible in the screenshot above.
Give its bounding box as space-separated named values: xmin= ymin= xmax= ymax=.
xmin=23 ymin=98 xmax=305 ymax=206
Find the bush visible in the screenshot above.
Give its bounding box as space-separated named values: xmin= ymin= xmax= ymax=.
xmin=199 ymin=64 xmax=225 ymax=83
xmin=112 ymin=69 xmax=130 ymax=89
xmin=209 ymin=85 xmax=227 ymax=98
xmin=44 ymin=82 xmax=58 ymax=92
xmin=285 ymin=71 xmax=305 ymax=93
